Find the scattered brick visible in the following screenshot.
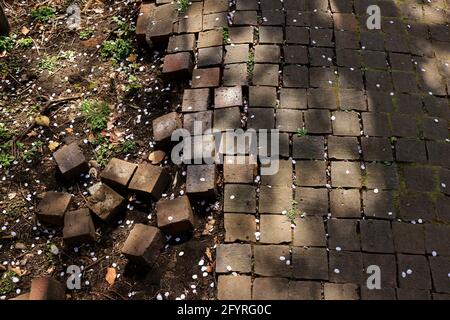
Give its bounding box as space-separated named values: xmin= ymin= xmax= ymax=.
xmin=156 ymin=196 xmax=194 ymax=235
xmin=121 ymin=224 xmax=165 ymax=266
xmin=63 ymin=208 xmax=96 ymax=247
xmin=87 ymin=183 xmax=126 ymax=222
xmin=53 ymin=142 xmax=88 ymax=180
xmin=36 ymin=191 xmax=72 ymax=225
xmin=128 ymin=162 xmax=170 ymax=200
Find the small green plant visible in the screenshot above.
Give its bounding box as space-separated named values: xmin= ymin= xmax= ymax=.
xmin=296 ymin=128 xmax=308 ymax=137
xmin=120 ymin=140 xmax=136 ymax=153
xmin=389 ymin=136 xmax=397 ymax=144
xmin=247 ymin=51 xmax=255 ymax=79
xmin=100 ymin=38 xmax=132 ymax=62
xmin=0 ymin=153 xmax=14 ymax=168
xmin=79 ymin=27 xmax=94 ymax=40
xmin=0 ymin=271 xmax=17 ymax=295
xmin=22 ymin=141 xmax=43 ymax=162
xmin=124 ymin=74 xmax=142 ymax=94
xmin=112 ymin=16 xmax=135 ymax=38
xmin=176 ymin=0 xmax=190 ymax=13
xmin=0 ymin=124 xmax=12 ymax=141
xmin=285 ymin=200 xmax=299 ymax=221
xmin=16 ymin=37 xmax=34 ymax=49
xmin=0 ymin=36 xmax=14 ymax=53
xmin=222 ymin=27 xmax=230 ymax=44
xmin=31 ymin=6 xmax=56 ymax=22
xmin=59 ymin=50 xmax=75 ymax=61
xmin=81 ymin=100 xmax=110 ymax=131
xmin=37 ymin=55 xmax=58 ymax=72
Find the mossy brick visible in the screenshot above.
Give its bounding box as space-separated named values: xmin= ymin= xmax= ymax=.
xmin=156 ymin=195 xmax=194 ymax=235
xmin=327 ymin=218 xmax=360 ymax=251
xmin=295 ymin=187 xmax=329 ymax=216
xmin=87 ymin=183 xmax=126 ymax=222
xmin=293 ymin=216 xmax=326 ymax=247
xmin=249 ymin=86 xmax=277 ymax=107
xmin=192 ymin=67 xmax=221 ymax=87
xmin=121 ymin=224 xmax=165 ymax=266
xmin=292 ymin=136 xmax=325 ymax=160
xmin=223 ymin=155 xmax=256 ymax=183
xmin=36 ymin=191 xmax=72 ymax=226
xmin=216 ymin=244 xmax=252 ymax=273
xmin=53 ymin=142 xmax=88 ymax=180
xmin=167 ymin=34 xmax=196 ymax=53
xmin=254 ymin=245 xmax=291 ymax=277
xmin=100 ymin=158 xmax=138 ymax=191
xmin=291 ymin=247 xmax=329 ymax=280
xmin=253 ymin=278 xmax=289 ymax=300
xmin=259 ymin=214 xmax=292 ymax=244
xmin=276 ymin=109 xmax=303 ymax=133
xmin=29 ymin=277 xmax=65 ymax=300
xmin=403 ymin=166 xmax=436 ymax=193
xmin=218 ymin=275 xmax=252 ymax=300
xmin=162 ymin=52 xmax=194 ymax=78
xmin=295 ymin=161 xmax=327 ymax=187
xmin=399 ymin=193 xmax=434 ymax=221
xmin=213 ymin=107 xmax=242 ymax=131
xmin=197 ymin=46 xmax=223 ymax=67
xmin=186 ymin=164 xmax=217 ymax=198
xmin=280 ymin=88 xmax=307 ymax=109
xmin=259 ymin=185 xmax=293 ymax=214
xmin=329 ymin=250 xmax=364 ymax=284
xmin=214 ymin=86 xmax=243 ymax=108
xmin=331 ymin=161 xmax=362 ymax=188
xmin=128 ymin=162 xmax=170 ymax=200
xmin=181 ymin=88 xmax=210 ymax=112
xmin=63 ymin=208 xmax=96 ymax=247
xmin=152 ymin=112 xmax=182 ymax=143
xmin=330 ymin=189 xmax=361 ymax=218
xmin=224 ymin=214 xmax=256 ymax=242
xmin=224 ymin=184 xmax=256 ymax=213
xmin=427 ymin=141 xmax=450 ymax=167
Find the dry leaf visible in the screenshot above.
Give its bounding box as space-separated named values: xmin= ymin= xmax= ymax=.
xmin=127 ymin=54 xmax=137 ymax=63
xmin=105 ymin=267 xmax=116 ymax=285
xmin=48 ymin=141 xmax=60 ymax=151
xmin=21 ymin=27 xmax=30 ymax=35
xmin=205 ymin=247 xmax=213 ymax=262
xmin=35 ymin=115 xmax=50 ymax=127
xmin=65 ymin=127 xmax=74 ymax=135
xmin=27 ymin=130 xmax=38 ymax=137
xmin=9 ymin=266 xmax=26 ymax=276
xmin=8 ymin=192 xmax=17 ymax=200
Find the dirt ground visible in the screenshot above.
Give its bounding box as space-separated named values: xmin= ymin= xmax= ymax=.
xmin=0 ymin=0 xmax=219 ymax=300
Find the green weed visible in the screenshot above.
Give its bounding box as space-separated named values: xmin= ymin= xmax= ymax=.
xmin=31 ymin=6 xmax=56 ymax=22
xmin=296 ymin=128 xmax=308 ymax=137
xmin=0 ymin=36 xmax=14 ymax=53
xmin=100 ymin=38 xmax=132 ymax=62
xmin=16 ymin=37 xmax=33 ymax=49
xmin=81 ymin=100 xmax=110 ymax=131
xmin=79 ymin=28 xmax=94 ymax=40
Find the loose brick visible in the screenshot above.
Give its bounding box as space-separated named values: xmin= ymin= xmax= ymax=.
xmin=36 ymin=191 xmax=72 ymax=225
xmin=100 ymin=158 xmax=138 ymax=191
xmin=63 ymin=208 xmax=96 ymax=247
xmin=167 ymin=34 xmax=196 ymax=53
xmin=153 ymin=112 xmax=182 ymax=144
xmin=29 ymin=277 xmax=65 ymax=300
xmin=162 ymin=52 xmax=194 ymax=78
xmin=156 ymin=196 xmax=194 ymax=235
xmin=88 ymin=183 xmax=126 ymax=222
xmin=197 ymin=46 xmax=223 ymax=67
xmin=128 ymin=162 xmax=170 ymax=200
xmin=53 ymin=142 xmax=88 ymax=180
xmin=121 ymin=224 xmax=165 ymax=266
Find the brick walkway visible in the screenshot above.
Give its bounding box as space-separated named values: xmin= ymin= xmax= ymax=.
xmin=141 ymin=0 xmax=450 ymax=300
